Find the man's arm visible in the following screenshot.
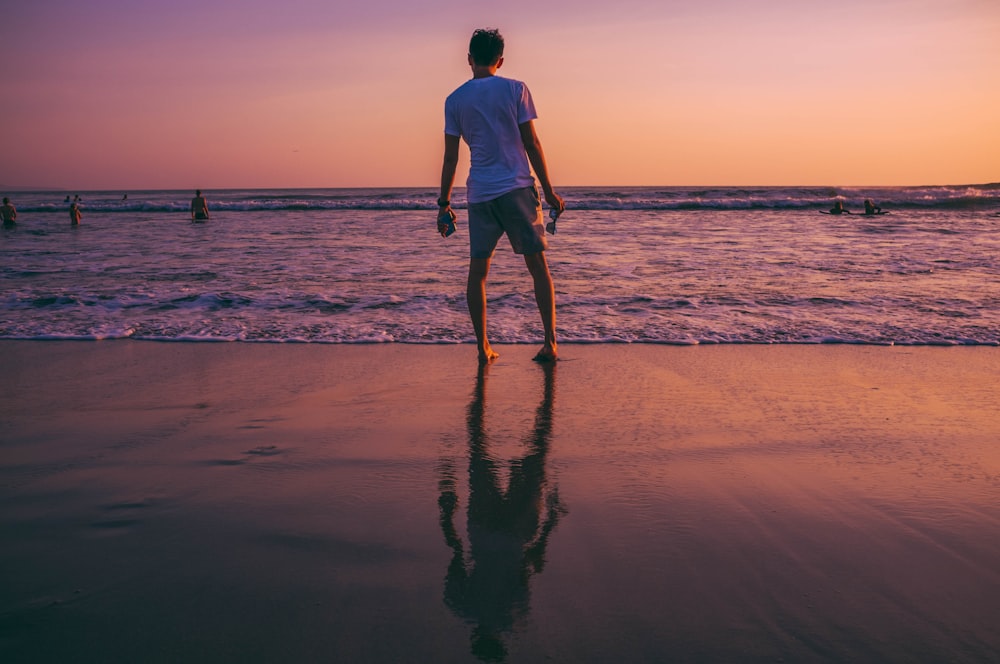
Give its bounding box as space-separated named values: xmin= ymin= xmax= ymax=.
xmin=519 ymin=120 xmax=564 ymax=214
xmin=440 ymin=134 xmax=460 ymax=206
xmin=438 ymin=134 xmax=461 ymax=234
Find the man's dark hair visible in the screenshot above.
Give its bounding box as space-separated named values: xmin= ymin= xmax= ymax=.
xmin=469 ymin=28 xmax=504 ymax=66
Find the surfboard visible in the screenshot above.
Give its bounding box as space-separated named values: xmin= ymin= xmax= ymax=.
xmin=819 ymin=210 xmax=890 ymax=215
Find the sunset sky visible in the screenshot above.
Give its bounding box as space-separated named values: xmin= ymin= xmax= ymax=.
xmin=1 ymin=0 xmax=997 ymax=190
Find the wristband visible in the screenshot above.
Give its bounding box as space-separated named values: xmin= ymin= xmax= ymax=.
xmin=436 ymin=198 xmax=450 ymax=207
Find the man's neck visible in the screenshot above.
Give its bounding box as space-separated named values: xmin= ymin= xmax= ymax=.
xmin=471 ymin=65 xmax=499 ymax=79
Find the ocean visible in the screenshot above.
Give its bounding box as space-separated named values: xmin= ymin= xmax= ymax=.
xmin=2 ymin=184 xmax=998 ymax=345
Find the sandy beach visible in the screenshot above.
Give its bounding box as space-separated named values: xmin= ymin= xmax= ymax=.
xmin=2 ymin=341 xmax=999 ymax=663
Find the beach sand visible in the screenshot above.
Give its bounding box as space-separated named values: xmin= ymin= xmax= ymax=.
xmin=2 ymin=341 xmax=999 ymax=663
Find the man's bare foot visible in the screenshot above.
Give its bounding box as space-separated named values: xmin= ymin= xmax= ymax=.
xmin=478 ymin=345 xmax=499 ymax=364
xmin=532 ymin=342 xmax=558 ymax=363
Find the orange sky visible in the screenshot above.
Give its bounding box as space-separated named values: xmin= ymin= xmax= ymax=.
xmin=0 ymin=0 xmax=997 ymax=190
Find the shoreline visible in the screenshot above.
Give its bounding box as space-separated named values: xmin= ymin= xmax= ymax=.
xmin=3 ymin=337 xmax=999 ymax=346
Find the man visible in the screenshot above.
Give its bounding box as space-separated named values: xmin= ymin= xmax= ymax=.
xmin=1 ymin=197 xmax=17 ymax=227
xmin=438 ymin=28 xmax=565 ymax=363
xmin=191 ymin=189 xmax=210 ymax=221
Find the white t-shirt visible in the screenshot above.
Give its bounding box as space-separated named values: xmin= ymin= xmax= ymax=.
xmin=444 ymin=75 xmax=538 ymax=204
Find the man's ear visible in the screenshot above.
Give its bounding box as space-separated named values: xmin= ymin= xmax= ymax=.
xmin=495 ymin=56 xmax=504 ymax=70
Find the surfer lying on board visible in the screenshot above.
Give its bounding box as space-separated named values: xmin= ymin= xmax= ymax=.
xmin=829 ymin=200 xmax=850 ymax=215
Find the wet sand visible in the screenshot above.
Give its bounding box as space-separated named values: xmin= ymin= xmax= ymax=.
xmin=2 ymin=341 xmax=999 ymax=663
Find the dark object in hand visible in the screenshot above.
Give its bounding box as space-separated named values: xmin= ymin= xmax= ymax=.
xmin=546 ymin=208 xmax=560 ymax=235
xmin=438 ymin=209 xmax=457 ymax=237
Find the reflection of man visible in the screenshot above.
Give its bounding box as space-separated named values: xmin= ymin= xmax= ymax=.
xmin=438 ymin=363 xmax=566 ymax=662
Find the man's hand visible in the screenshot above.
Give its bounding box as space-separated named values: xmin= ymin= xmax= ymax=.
xmin=544 ymin=191 xmax=565 ymax=216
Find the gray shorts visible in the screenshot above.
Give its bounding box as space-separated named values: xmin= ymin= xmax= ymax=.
xmin=468 ymin=186 xmax=547 ymax=259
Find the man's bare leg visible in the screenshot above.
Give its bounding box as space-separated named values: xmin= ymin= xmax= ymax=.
xmin=524 ymin=252 xmax=557 ymax=362
xmin=467 ymin=257 xmax=499 ymax=363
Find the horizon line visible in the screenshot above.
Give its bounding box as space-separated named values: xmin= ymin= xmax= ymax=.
xmin=3 ymin=182 xmax=998 ymax=193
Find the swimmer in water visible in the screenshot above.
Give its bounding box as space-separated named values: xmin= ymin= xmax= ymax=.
xmin=191 ymin=189 xmax=210 ymax=221
xmin=1 ymin=197 xmax=17 ymax=227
